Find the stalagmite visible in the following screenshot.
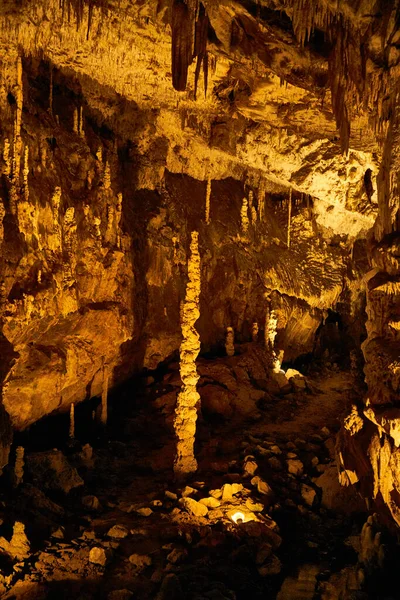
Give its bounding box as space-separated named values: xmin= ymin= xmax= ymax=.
xmin=93 ymin=215 xmax=101 ymax=237
xmin=241 ymin=197 xmax=249 ymax=233
xmin=252 ymin=322 xmax=259 ymax=342
xmin=101 ymin=365 xmax=109 ymax=426
xmin=0 ymin=201 xmax=5 ymax=245
xmin=225 ymin=326 xmax=235 ymax=356
xmin=104 ymin=161 xmax=111 ymax=190
xmin=50 ymin=187 xmax=62 ymax=253
xmin=173 ymin=231 xmax=201 ymax=479
xmin=287 ymin=187 xmax=292 ymax=248
xmin=69 ymin=403 xmax=75 ymax=439
xmin=79 ymin=106 xmax=85 ymax=137
xmin=3 ymin=139 xmax=11 ymax=176
xmin=73 ymin=107 xmax=79 ymax=134
xmin=63 ymin=207 xmax=77 ymax=287
xmin=23 ymin=146 xmax=29 ymax=201
xmin=14 ymin=446 xmax=24 ymax=487
xmin=116 ymin=193 xmax=123 ymax=248
xmin=205 ymin=178 xmax=211 ymax=224
xmin=105 ymin=204 xmax=115 ymax=243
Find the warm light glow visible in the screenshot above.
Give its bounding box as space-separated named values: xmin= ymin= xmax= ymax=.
xmin=231 ymin=511 xmax=245 ymax=524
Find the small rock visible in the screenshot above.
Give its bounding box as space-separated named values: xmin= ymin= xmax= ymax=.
xmin=258 ymin=554 xmax=282 ymax=576
xmin=199 ymin=497 xmax=221 ymax=508
xmin=82 ymin=495 xmax=101 ymax=511
xmin=136 ymin=507 xmax=153 ymax=517
xmin=301 ymin=484 xmax=316 ymax=507
xmin=243 ymin=459 xmax=258 ymax=476
xmin=89 ymin=546 xmax=111 ymax=566
xmin=268 ymin=457 xmax=283 ymax=471
xmin=287 ymin=459 xmax=304 ymax=476
xmin=231 ymin=482 xmax=244 ymax=494
xmin=222 ymin=484 xmax=233 ymax=502
xmin=179 ymin=497 xmax=208 ymax=517
xmin=51 ymin=526 xmax=65 ymax=539
xmin=151 ymin=499 xmax=163 ymax=507
xmin=129 ymin=553 xmax=152 ymax=569
xmin=321 ymin=426 xmax=330 ymax=437
xmin=251 ymin=476 xmax=273 ymax=496
xmin=286 ymin=452 xmax=297 ymax=459
xmin=107 ymin=524 xmax=129 ymax=539
xmin=181 ymin=486 xmax=196 ymax=498
xmin=165 ymin=491 xmax=178 ymax=501
xmin=157 ymin=573 xmax=183 ymax=600
xmin=246 ymin=499 xmax=264 ymax=512
xmin=108 ymin=590 xmax=134 ymax=600
xmin=209 ymin=488 xmax=223 ymax=499
xmin=167 ymin=547 xmax=188 ymax=564
xmin=270 ymin=445 xmax=282 ymax=455
xmin=256 ymin=542 xmax=273 ymax=565
xmin=311 ymin=456 xmax=319 ymax=467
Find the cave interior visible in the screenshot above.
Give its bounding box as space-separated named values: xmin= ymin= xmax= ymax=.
xmin=0 ymin=0 xmax=400 ymax=599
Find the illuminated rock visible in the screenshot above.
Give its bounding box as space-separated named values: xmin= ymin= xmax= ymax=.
xmin=173 ymin=231 xmax=201 ymax=479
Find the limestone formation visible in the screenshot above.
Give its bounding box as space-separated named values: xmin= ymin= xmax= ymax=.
xmin=69 ymin=403 xmax=75 ymax=439
xmin=240 ymin=198 xmax=249 ymax=233
xmin=225 ymin=327 xmax=235 ymax=357
xmin=0 ymin=521 xmax=30 ymax=561
xmin=14 ymin=445 xmax=24 ymax=487
xmin=173 ymin=231 xmax=201 ymax=479
xmin=205 ymin=178 xmax=211 ymax=224
xmin=101 ymin=365 xmax=109 ymax=426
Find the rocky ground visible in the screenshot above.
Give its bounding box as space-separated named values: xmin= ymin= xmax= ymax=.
xmin=0 ymin=344 xmax=398 ymax=600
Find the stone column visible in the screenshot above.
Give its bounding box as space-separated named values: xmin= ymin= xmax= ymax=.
xmin=173 ymin=231 xmax=201 ymax=479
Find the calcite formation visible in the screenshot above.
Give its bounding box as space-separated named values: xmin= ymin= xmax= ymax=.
xmin=173 ymin=231 xmax=201 ymax=478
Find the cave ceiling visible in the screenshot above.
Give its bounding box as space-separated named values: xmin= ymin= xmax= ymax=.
xmin=2 ymin=0 xmax=398 ymax=238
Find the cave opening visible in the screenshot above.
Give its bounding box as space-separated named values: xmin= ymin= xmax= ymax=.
xmin=0 ymin=1 xmax=400 ymax=599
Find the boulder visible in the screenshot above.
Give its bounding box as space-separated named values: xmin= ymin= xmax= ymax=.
xmin=314 ymin=465 xmax=366 ymax=513
xmin=200 ymin=385 xmax=234 ymax=418
xmin=26 ymin=449 xmax=83 ymax=494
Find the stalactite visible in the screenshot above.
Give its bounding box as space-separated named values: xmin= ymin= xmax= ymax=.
xmin=252 ymin=322 xmax=259 ymax=342
xmin=101 ymin=365 xmax=109 ymax=426
xmin=287 ymin=187 xmax=292 ymax=248
xmin=69 ymin=403 xmax=75 ymax=439
xmin=193 ymin=3 xmax=209 ymax=99
xmin=14 ymin=446 xmax=24 ymax=487
xmin=171 ymin=0 xmax=193 ymax=92
xmin=225 ymin=326 xmax=235 ymax=356
xmin=241 ymin=197 xmax=249 ymax=233
xmin=205 ymin=178 xmax=211 ymax=224
xmin=173 ymin=231 xmax=201 ymax=479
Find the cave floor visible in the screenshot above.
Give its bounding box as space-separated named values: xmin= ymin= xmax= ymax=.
xmin=0 ymin=358 xmax=375 ymax=600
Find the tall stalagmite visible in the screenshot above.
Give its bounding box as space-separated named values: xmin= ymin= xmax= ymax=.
xmin=173 ymin=231 xmax=201 ymax=479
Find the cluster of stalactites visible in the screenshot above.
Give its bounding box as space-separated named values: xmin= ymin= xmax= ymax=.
xmin=286 ymin=0 xmax=399 ymax=154
xmin=171 ymin=0 xmax=209 ymax=98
